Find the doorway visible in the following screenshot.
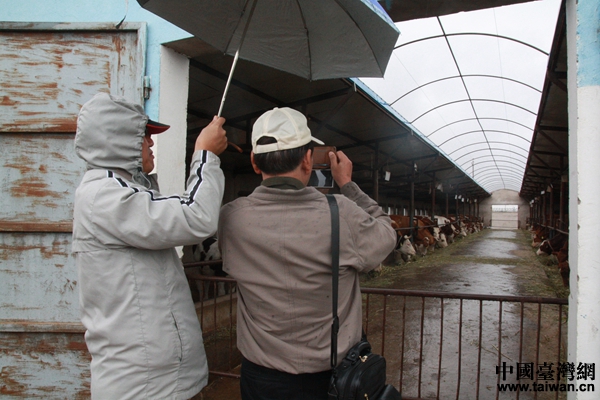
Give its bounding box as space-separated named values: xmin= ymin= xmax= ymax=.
xmin=491 ymin=204 xmax=519 ymax=229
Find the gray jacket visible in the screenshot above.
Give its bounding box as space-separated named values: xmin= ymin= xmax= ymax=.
xmin=218 ymin=179 xmax=396 ymax=374
xmin=72 ymin=93 xmax=224 ymax=399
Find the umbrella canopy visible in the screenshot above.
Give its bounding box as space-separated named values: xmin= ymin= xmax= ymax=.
xmin=137 ymin=0 xmax=400 ymax=80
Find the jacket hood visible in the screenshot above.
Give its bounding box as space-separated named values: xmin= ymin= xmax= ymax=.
xmin=75 ymin=92 xmax=147 ymax=177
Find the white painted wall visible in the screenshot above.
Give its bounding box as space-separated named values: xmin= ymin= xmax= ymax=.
xmin=155 ymin=46 xmax=190 ymax=257
xmin=155 ymin=46 xmax=190 ymax=196
xmin=567 ymin=0 xmax=600 ymax=398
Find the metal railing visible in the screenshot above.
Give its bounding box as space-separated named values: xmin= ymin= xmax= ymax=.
xmin=188 ymin=274 xmax=568 ymax=400
xmin=361 ymin=288 xmax=568 ymax=400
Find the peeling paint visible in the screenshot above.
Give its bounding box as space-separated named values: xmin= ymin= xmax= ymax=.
xmin=1 ymin=28 xmax=141 ymax=133
xmin=0 ymin=331 xmax=91 ymax=398
xmin=10 ymin=177 xmax=62 ymax=199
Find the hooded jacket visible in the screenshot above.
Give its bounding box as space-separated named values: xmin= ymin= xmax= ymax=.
xmin=72 ymin=93 xmax=224 ymax=399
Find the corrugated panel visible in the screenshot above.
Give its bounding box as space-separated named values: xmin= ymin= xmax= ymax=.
xmin=0 ymin=23 xmax=146 ymax=132
xmin=0 ymin=22 xmax=146 ymax=397
xmin=0 ymin=232 xmax=78 ymax=321
xmin=0 ymin=134 xmax=85 ymax=232
xmin=0 ymin=329 xmax=90 ymax=399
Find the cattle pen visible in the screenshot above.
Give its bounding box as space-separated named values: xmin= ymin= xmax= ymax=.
xmin=185 ymin=229 xmax=571 ymax=400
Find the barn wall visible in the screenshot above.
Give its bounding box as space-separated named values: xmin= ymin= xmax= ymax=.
xmin=0 ymin=15 xmax=191 ymax=395
xmin=0 ymin=0 xmax=193 ymax=120
xmin=478 ymin=189 xmax=530 ymax=229
xmin=156 ymin=46 xmax=190 ymax=198
xmin=567 ymin=0 xmax=600 ymax=397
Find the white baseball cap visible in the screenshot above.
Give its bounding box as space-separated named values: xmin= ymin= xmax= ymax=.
xmin=252 ymin=107 xmax=324 ymax=154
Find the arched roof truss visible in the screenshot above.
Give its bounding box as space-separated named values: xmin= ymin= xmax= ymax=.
xmin=360 ymin=0 xmax=561 ymax=193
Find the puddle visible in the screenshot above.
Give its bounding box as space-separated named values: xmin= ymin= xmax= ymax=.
xmin=486 ymin=229 xmax=519 ymax=240
xmin=393 ymin=263 xmax=520 ymax=296
xmin=451 ymin=239 xmax=520 ymax=259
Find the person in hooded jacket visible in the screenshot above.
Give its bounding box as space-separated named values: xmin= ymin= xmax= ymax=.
xmin=72 ymin=92 xmax=227 ymax=399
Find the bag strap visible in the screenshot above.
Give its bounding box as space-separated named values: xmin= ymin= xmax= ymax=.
xmin=326 ymin=194 xmax=340 ymax=370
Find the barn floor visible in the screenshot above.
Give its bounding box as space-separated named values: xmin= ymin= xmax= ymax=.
xmin=197 ymin=228 xmax=568 ymax=400
xmin=366 ymin=228 xmax=568 ymax=299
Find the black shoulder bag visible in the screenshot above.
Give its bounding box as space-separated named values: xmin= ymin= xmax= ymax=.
xmin=326 ymin=194 xmax=401 ymax=400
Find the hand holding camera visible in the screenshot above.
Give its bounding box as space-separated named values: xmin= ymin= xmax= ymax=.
xmin=309 ymin=146 xmax=352 ymax=189
xmin=329 ymin=150 xmax=352 ymax=188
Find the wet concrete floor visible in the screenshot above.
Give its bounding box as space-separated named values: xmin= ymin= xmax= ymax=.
xmin=198 ymin=228 xmax=568 ymax=400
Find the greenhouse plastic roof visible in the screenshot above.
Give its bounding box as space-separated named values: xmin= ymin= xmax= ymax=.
xmin=360 ymin=0 xmax=562 ymax=193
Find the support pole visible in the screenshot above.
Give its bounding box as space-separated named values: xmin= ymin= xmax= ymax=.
xmin=410 ymin=165 xmax=415 ymax=234
xmin=549 ymin=184 xmax=554 ymax=228
xmin=373 ymin=143 xmax=379 ymax=203
xmin=431 ymin=173 xmax=436 ymax=217
xmin=542 ymin=189 xmax=547 ymax=225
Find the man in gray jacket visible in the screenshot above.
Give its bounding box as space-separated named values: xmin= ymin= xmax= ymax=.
xmin=72 ymin=92 xmax=227 ymax=399
xmin=218 ymin=107 xmax=397 ymax=399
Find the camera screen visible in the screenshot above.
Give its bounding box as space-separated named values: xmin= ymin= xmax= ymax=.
xmin=308 ymin=169 xmax=334 ymax=188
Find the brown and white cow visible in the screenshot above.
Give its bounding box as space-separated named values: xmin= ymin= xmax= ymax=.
xmin=436 ymin=215 xmax=460 ymax=244
xmin=530 ymin=224 xmax=549 ymax=248
xmin=414 ymin=217 xmax=438 ymax=254
xmin=381 ymin=233 xmax=417 ymax=266
xmin=536 ymin=233 xmax=568 ymax=256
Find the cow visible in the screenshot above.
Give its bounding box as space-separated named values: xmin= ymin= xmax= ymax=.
xmin=388 ymin=215 xmax=418 ymax=262
xmin=436 ymin=216 xmax=460 ymax=244
xmin=530 ymin=224 xmax=548 ymax=248
xmin=436 ymin=232 xmax=448 ymax=248
xmin=455 ymin=220 xmax=468 ymax=238
xmin=554 ymin=241 xmax=568 ymax=263
xmin=558 ymin=261 xmax=570 ymax=287
xmin=190 ymin=236 xmax=229 ymax=299
xmin=194 ymin=236 xmax=220 ymax=261
xmin=536 ymin=233 xmax=568 ymax=256
xmin=434 ymin=215 xmax=452 ymax=226
xmin=416 ymin=216 xmax=440 ymax=240
xmin=414 ymin=217 xmax=437 ymax=254
xmin=548 ymin=240 xmax=568 ymax=265
xmin=381 ymin=234 xmax=417 ymax=266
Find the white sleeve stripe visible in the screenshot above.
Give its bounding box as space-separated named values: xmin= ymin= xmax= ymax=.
xmin=106 ymin=150 xmax=208 ymax=206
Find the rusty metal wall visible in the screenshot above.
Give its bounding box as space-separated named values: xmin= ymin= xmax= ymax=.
xmin=0 ymin=22 xmax=146 ymax=397
xmin=0 ymin=23 xmax=146 ymax=132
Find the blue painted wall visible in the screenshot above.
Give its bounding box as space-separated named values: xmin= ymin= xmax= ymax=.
xmin=577 ymin=0 xmax=600 ymax=87
xmin=0 ymin=0 xmax=193 ymax=118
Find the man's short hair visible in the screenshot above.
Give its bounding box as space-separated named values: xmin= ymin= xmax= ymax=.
xmin=253 ymin=136 xmax=314 ymax=174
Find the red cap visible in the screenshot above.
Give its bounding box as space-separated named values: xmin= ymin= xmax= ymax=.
xmin=146 ymin=118 xmax=170 ymax=134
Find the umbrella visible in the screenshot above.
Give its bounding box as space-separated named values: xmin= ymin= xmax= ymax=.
xmin=138 ymin=0 xmax=400 ymax=116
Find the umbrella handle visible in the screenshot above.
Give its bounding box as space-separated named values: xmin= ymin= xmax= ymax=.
xmin=217 ymin=49 xmax=240 ymax=118
xmin=228 ymin=141 xmax=243 ymax=153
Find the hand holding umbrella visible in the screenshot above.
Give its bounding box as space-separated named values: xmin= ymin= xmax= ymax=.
xmin=194 ymin=116 xmax=228 ymax=155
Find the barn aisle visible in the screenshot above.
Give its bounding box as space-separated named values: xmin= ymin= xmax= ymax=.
xmin=367 ymin=227 xmax=568 ymax=299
